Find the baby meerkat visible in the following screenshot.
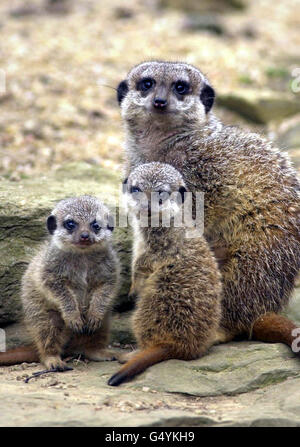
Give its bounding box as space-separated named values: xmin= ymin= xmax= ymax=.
xmin=117 ymin=61 xmax=300 ymax=350
xmin=108 ymin=162 xmax=222 ymax=386
xmin=0 ymin=195 xmax=120 ymax=372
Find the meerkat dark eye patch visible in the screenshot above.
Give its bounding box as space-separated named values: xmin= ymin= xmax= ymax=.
xmin=117 ymin=80 xmax=129 ymax=105
xmin=130 ymin=186 xmax=141 ymax=194
xmin=63 ymin=219 xmax=77 ymax=232
xmin=107 ymin=219 xmax=114 ymax=232
xmin=137 ymin=77 xmax=155 ymax=92
xmin=173 ymin=80 xmax=190 ymax=95
xmin=90 ymin=220 xmax=101 ymax=234
xmin=178 ymin=186 xmax=187 ymax=204
xmin=46 ymin=215 xmax=57 ymax=235
xmin=200 ymin=84 xmax=215 ymax=113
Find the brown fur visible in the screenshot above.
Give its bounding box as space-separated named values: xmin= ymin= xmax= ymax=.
xmin=108 ymin=163 xmax=222 ymax=385
xmin=252 ymin=312 xmax=299 ymax=348
xmin=118 ymin=61 xmax=300 ymax=347
xmin=0 ymin=196 xmax=120 ymax=369
xmin=0 ymin=345 xmax=39 ymax=365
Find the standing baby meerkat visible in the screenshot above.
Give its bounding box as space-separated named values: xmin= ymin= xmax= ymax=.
xmin=0 ymin=195 xmax=120 ymax=372
xmin=117 ymin=61 xmax=300 ymax=350
xmin=108 ymin=162 xmax=222 ymax=386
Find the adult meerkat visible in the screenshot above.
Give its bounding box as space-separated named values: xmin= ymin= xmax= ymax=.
xmin=0 ymin=196 xmax=120 ymax=371
xmin=117 ymin=61 xmax=300 ymax=349
xmin=108 ymin=162 xmax=222 ymax=386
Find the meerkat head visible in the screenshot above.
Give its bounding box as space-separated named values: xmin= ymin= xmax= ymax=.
xmin=123 ymin=162 xmax=187 ymax=223
xmin=46 ymin=195 xmax=114 ymax=251
xmin=117 ymin=61 xmax=215 ymax=128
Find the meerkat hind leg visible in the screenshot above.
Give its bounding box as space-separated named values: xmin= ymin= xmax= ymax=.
xmin=31 ymin=310 xmax=70 ymax=370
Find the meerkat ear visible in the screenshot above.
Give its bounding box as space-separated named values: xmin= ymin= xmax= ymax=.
xmin=178 ymin=186 xmax=187 ymax=204
xmin=47 ymin=215 xmax=57 ymax=234
xmin=200 ymin=83 xmax=215 ymax=113
xmin=117 ymin=80 xmax=129 ymax=105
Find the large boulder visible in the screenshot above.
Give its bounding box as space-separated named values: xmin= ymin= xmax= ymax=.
xmin=276 ymin=115 xmax=300 ymax=169
xmin=0 ymin=162 xmax=132 ymax=325
xmin=217 ymin=89 xmax=300 ymax=124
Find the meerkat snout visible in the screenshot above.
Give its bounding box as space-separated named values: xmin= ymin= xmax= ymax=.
xmin=153 ymin=97 xmax=167 ymax=111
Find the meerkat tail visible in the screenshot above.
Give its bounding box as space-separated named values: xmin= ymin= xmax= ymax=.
xmin=0 ymin=345 xmax=39 ymax=366
xmin=108 ymin=346 xmax=170 ymax=386
xmin=251 ymin=312 xmax=300 ymax=353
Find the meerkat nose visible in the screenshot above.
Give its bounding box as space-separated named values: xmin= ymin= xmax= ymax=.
xmin=80 ymin=232 xmax=90 ymax=241
xmin=153 ymin=98 xmax=167 ymax=109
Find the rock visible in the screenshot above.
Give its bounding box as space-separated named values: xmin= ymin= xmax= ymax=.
xmin=110 ymin=311 xmax=136 ymax=345
xmin=114 ymin=7 xmax=134 ymax=19
xmin=1 ymin=341 xmax=300 ymax=426
xmin=217 ymin=89 xmax=300 ymax=124
xmin=159 ymin=0 xmax=247 ymax=13
xmin=3 ymin=322 xmax=31 ymax=349
xmin=122 ymin=342 xmax=300 ymax=397
xmin=182 ymin=14 xmax=226 ymax=35
xmin=0 ymin=162 xmax=133 ymax=325
xmin=280 ymin=124 xmax=300 ymax=149
xmin=276 ymin=115 xmax=300 ymax=168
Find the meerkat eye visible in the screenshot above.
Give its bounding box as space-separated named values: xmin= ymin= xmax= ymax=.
xmin=90 ymin=220 xmax=101 ymax=233
xmin=130 ymin=186 xmax=141 ymax=194
xmin=174 ymin=81 xmax=190 ymax=95
xmin=63 ymin=219 xmax=77 ymax=232
xmin=137 ymin=78 xmax=155 ymax=92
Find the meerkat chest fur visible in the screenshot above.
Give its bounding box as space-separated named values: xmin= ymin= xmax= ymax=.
xmin=43 ymin=245 xmax=113 ymax=298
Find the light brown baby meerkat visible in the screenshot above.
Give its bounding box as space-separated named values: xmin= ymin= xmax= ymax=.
xmin=0 ymin=195 xmax=120 ymax=372
xmin=117 ymin=61 xmax=300 ymax=351
xmin=108 ymin=162 xmax=222 ymax=386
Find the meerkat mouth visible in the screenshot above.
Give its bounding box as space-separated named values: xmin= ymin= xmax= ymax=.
xmin=76 ymin=241 xmax=94 ymax=248
xmin=150 ymin=109 xmax=175 ymax=115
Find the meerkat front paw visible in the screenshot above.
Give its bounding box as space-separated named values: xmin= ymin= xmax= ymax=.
xmin=64 ymin=312 xmax=85 ymax=333
xmin=43 ymin=355 xmax=69 ymax=371
xmin=86 ymin=312 xmax=103 ymax=334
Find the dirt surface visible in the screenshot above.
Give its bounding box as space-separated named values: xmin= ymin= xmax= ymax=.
xmin=0 ymin=0 xmax=299 ymax=178
xmin=2 ymin=341 xmax=300 ymax=427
